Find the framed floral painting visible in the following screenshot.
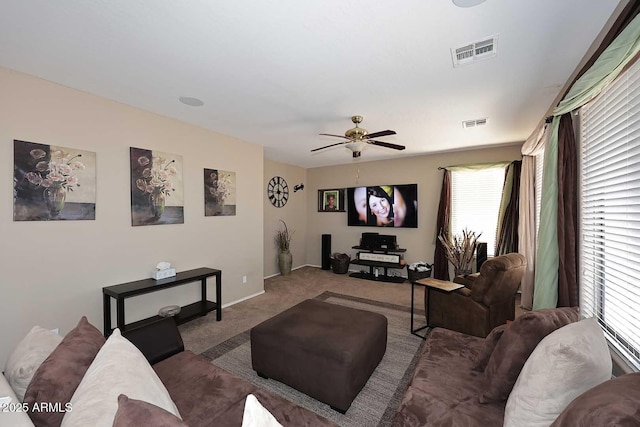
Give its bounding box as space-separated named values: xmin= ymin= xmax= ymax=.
xmin=130 ymin=147 xmax=184 ymax=226
xmin=13 ymin=140 xmax=96 ymax=221
xmin=204 ymin=169 xmax=236 ymax=216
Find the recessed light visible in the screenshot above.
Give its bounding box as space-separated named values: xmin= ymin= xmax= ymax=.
xmin=452 ymin=0 xmax=487 ymax=7
xmin=179 ymin=96 xmax=204 ymax=107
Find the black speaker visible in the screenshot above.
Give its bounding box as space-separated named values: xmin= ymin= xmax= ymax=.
xmin=321 ymin=234 xmax=331 ymax=270
xmin=360 ymin=232 xmax=379 ymax=249
xmin=476 ymin=242 xmax=488 ymax=272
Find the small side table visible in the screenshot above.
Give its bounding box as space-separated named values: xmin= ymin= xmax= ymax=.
xmin=410 ymin=278 xmax=464 ymax=339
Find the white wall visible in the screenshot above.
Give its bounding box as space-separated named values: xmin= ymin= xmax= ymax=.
xmin=305 ymin=145 xmax=523 ymax=270
xmin=0 ymin=68 xmax=264 ymax=366
xmin=263 ymin=159 xmax=307 ymax=277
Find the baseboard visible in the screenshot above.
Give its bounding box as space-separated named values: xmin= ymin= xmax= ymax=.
xmin=221 ymin=290 xmax=265 ymax=309
xmin=264 ymin=264 xmax=315 ymax=280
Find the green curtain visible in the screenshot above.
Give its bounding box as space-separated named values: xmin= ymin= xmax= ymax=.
xmin=555 ymin=14 xmax=640 ymax=115
xmin=533 ymin=117 xmax=560 ymax=309
xmin=533 ymin=13 xmax=640 ymax=309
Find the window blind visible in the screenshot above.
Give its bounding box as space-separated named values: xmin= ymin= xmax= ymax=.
xmin=451 ymin=167 xmax=505 ymax=257
xmin=580 ymin=58 xmax=640 ymax=370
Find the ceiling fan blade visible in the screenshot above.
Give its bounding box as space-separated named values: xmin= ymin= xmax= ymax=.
xmin=364 ymin=130 xmax=396 ymax=139
xmin=319 ymin=133 xmax=350 ymax=139
xmin=311 ymin=141 xmax=348 ymax=152
xmin=367 ymin=140 xmax=406 ymax=151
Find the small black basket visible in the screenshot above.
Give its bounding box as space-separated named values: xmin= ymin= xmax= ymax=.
xmin=407 ymin=267 xmax=432 ymax=283
xmin=330 ymin=253 xmax=351 ymax=274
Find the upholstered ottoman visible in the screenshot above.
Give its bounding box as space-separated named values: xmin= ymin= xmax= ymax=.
xmin=250 ymin=299 xmax=388 ymax=413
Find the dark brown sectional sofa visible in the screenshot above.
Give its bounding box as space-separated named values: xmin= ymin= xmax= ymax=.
xmin=10 ymin=307 xmax=639 ymax=427
xmin=125 ymin=317 xmax=335 ymax=427
xmin=392 ymin=307 xmax=640 ymax=426
xmin=153 ymin=350 xmax=334 ymax=426
xmin=392 ymin=327 xmax=507 ymax=426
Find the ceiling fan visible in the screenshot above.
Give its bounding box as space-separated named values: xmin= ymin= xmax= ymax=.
xmin=312 ymin=115 xmax=405 ymax=158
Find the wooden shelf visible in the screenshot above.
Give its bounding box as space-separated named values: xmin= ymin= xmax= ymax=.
xmin=103 ymin=268 xmax=222 ymax=337
xmin=349 ymin=271 xmax=406 ymax=283
xmin=349 ymin=241 xmax=407 ymax=283
xmin=352 ymin=246 xmax=406 ymax=253
xmin=103 ymin=268 xmax=219 ymax=298
xmin=350 ymin=259 xmax=406 ymax=270
xmin=121 ymin=300 xmax=217 ymax=333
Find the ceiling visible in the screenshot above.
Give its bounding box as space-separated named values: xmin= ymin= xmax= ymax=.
xmin=0 ymin=1 xmax=623 ymax=168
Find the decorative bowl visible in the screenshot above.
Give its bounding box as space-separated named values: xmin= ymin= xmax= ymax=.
xmin=158 ymin=305 xmax=181 ymax=317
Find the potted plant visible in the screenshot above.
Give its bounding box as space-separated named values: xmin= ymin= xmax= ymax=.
xmin=274 ymin=220 xmax=294 ymax=275
xmin=438 ymin=228 xmax=482 ymax=277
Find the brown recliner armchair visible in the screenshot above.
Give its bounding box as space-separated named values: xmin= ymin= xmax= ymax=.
xmin=426 ymin=253 xmax=526 ymax=338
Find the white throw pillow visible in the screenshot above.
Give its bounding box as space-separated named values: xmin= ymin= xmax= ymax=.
xmin=4 ymin=326 xmax=62 ymax=402
xmin=60 ymin=329 xmax=180 ymax=427
xmin=0 ymin=373 xmax=36 ymax=427
xmin=242 ymin=394 xmax=282 ymax=427
xmin=504 ymin=317 xmax=612 ymax=427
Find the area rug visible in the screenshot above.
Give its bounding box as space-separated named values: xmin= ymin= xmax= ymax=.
xmin=200 ymin=291 xmax=426 ymax=427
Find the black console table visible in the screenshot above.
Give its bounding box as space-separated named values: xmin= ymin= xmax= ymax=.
xmin=102 ymin=267 xmax=221 ymax=337
xmin=349 ymin=246 xmax=407 ymax=283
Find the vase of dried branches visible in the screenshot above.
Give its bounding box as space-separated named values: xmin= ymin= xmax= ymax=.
xmin=438 ymin=228 xmax=481 ymax=276
xmin=275 ymin=220 xmax=294 ymax=276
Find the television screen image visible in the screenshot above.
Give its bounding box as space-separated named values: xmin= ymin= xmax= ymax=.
xmin=347 ymin=184 xmax=418 ymax=228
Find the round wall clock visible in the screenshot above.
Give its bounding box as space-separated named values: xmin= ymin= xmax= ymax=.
xmin=267 ymin=176 xmax=289 ymax=208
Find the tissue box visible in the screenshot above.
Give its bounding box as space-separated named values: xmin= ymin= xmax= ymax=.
xmin=153 ymin=268 xmax=176 ymax=280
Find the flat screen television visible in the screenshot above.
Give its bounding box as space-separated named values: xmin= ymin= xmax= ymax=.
xmin=347 ymin=184 xmax=418 ymax=228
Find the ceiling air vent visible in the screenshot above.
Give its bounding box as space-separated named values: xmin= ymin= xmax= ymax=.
xmin=452 ymin=35 xmax=498 ymax=67
xmin=462 ymin=118 xmax=488 ymax=128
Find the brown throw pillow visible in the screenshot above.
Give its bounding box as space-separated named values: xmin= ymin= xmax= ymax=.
xmin=472 ymin=323 xmax=508 ymax=372
xmin=551 ymin=373 xmax=640 ymax=426
xmin=23 ymin=316 xmax=105 ymax=427
xmin=113 ymin=395 xmax=187 ymax=427
xmin=479 ymin=307 xmax=579 ymax=403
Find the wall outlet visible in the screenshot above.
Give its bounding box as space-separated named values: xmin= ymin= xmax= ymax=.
xmin=51 ymin=328 xmax=59 ymax=335
xmin=242 ymin=275 xmax=247 ymax=284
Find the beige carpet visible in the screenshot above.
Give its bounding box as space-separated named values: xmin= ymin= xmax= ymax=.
xmin=201 ymin=291 xmax=424 ymax=426
xmin=179 ymin=266 xmax=420 ymax=354
xmin=179 ymin=265 xmax=525 ymax=355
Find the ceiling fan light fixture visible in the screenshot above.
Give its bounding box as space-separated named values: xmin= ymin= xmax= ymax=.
xmin=312 ymin=116 xmax=403 ymax=158
xmin=452 ymin=0 xmax=486 ymax=7
xmin=345 ymin=141 xmax=366 ymax=153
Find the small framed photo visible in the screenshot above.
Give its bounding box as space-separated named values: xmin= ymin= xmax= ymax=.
xmin=318 ymin=189 xmax=345 ymax=212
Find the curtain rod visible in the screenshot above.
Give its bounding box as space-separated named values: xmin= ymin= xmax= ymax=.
xmin=438 ymin=161 xmax=513 ymax=171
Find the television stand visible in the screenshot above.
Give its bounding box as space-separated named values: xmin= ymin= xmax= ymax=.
xmin=349 ymin=246 xmax=407 ymax=283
